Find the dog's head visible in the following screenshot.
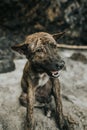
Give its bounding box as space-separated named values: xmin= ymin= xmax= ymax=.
xmin=12 ymin=32 xmax=65 ymax=78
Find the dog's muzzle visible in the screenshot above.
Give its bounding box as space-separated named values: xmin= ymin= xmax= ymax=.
xmin=48 ymin=60 xmax=65 ymax=78
xmin=32 ymin=60 xmax=65 ymax=78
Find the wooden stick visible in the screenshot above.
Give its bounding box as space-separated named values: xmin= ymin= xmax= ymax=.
xmin=57 ymin=44 xmax=87 ymax=50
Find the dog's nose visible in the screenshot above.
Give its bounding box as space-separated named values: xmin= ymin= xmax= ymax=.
xmin=56 ymin=60 xmax=65 ymax=70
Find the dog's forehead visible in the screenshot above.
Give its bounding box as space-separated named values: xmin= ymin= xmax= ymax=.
xmin=25 ymin=32 xmax=56 ymax=45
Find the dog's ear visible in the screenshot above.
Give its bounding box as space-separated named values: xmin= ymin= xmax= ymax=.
xmin=11 ymin=43 xmax=28 ymax=55
xmin=52 ymin=31 xmax=65 ymax=41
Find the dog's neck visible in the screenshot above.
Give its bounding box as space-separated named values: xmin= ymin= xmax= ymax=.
xmin=26 ymin=61 xmax=49 ymax=87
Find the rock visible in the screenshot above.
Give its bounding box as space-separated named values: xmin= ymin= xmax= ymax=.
xmin=0 ymin=49 xmax=14 ymax=60
xmin=0 ymin=50 xmax=87 ymax=130
xmin=0 ymin=36 xmax=25 ymax=60
xmin=70 ymin=52 xmax=87 ymax=64
xmin=0 ymin=59 xmax=15 ymax=73
xmin=0 ymin=37 xmax=13 ymax=49
xmin=0 ymin=36 xmax=15 ymax=60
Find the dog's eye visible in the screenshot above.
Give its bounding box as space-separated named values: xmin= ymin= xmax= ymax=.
xmin=36 ymin=48 xmax=43 ymax=52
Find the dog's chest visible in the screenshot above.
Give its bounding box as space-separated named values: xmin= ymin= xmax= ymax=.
xmin=38 ymin=73 xmax=49 ymax=87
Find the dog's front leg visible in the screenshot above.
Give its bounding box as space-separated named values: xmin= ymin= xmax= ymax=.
xmin=26 ymin=81 xmax=35 ymax=130
xmin=52 ymin=79 xmax=64 ymax=130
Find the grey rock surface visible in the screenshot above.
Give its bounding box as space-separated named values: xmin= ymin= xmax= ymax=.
xmin=0 ymin=50 xmax=87 ymax=130
xmin=0 ymin=60 xmax=15 ymax=73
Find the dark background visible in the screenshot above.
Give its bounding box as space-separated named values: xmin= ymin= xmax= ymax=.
xmin=0 ymin=0 xmax=87 ymax=73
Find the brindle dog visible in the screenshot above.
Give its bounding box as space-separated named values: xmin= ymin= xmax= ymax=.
xmin=12 ymin=32 xmax=69 ymax=130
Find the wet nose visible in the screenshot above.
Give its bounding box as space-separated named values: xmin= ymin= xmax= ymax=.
xmin=56 ymin=60 xmax=65 ymax=70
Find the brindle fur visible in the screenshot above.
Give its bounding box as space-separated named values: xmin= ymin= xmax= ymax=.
xmin=12 ymin=32 xmax=70 ymax=130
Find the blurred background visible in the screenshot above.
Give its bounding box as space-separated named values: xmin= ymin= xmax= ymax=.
xmin=0 ymin=1 xmax=87 ymax=130
xmin=0 ymin=0 xmax=87 ymax=73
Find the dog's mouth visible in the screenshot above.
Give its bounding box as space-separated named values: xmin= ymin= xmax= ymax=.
xmin=50 ymin=71 xmax=60 ymax=78
xmin=32 ymin=61 xmax=64 ymax=78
